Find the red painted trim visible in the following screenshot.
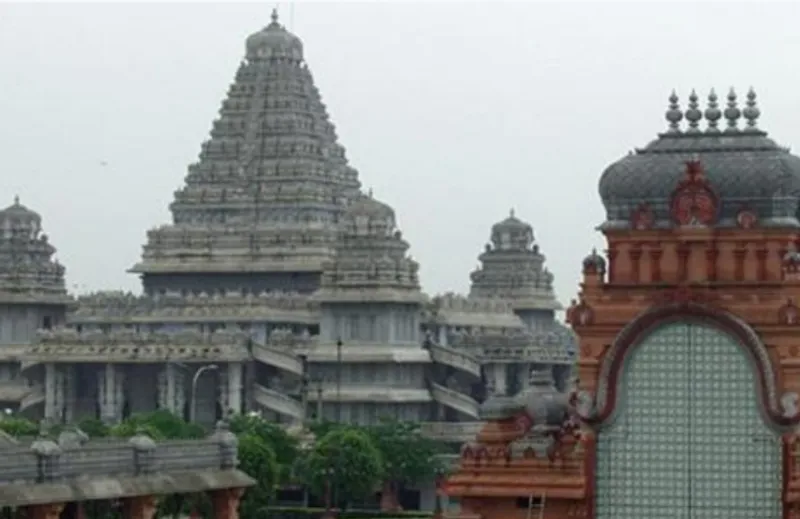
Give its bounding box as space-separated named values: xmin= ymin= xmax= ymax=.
xmin=586 ymin=302 xmax=798 ymax=429
xmin=585 ymin=433 xmax=596 ymax=519
xmin=783 ymin=434 xmax=790 ymax=519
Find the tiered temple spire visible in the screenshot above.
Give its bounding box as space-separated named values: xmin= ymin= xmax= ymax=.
xmin=469 ymin=212 xmax=561 ymax=311
xmin=130 ymin=12 xmax=361 ymax=283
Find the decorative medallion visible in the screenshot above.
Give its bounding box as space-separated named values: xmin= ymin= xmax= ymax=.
xmin=670 ymin=159 xmax=719 ymax=226
xmin=630 ymin=202 xmax=654 ymax=230
xmin=653 ymin=284 xmax=716 ymax=306
xmin=779 ymin=298 xmax=800 ymax=325
xmin=736 ymin=207 xmax=758 ymax=229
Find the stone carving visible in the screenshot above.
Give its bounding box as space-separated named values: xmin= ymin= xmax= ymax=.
xmin=780 ymin=298 xmax=799 ymax=325
xmin=28 ymin=327 xmax=251 ymax=362
xmin=670 ymin=159 xmax=719 ymax=227
xmin=71 ymin=289 xmax=317 ymax=320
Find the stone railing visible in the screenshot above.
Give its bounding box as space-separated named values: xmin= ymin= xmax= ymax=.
xmin=419 ymin=421 xmax=482 ymax=443
xmin=0 ymin=422 xmax=240 ymax=485
xmin=252 ymin=383 xmax=304 ymax=420
xmin=430 ymin=383 xmax=480 ymax=419
xmin=428 ymin=344 xmax=481 ymax=379
xmin=449 ymin=329 xmax=574 ymax=364
xmin=70 ymin=290 xmax=318 ymax=323
xmin=25 ymin=328 xmax=250 ymax=364
xmin=429 ymin=293 xmax=515 ymax=314
xmin=251 ymin=343 xmax=304 ymax=376
xmin=35 ymin=328 xmax=249 ymax=346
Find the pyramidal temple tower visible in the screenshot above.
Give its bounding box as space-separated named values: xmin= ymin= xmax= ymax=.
xmin=129 ymin=9 xmax=361 ymax=295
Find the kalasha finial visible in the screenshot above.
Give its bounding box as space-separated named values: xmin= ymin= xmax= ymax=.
xmin=704 ymin=89 xmax=722 ymax=133
xmin=12 ymin=195 xmax=19 ymax=205
xmin=510 ymin=208 xmax=515 ymax=218
xmin=367 ymin=187 xmax=374 ymax=198
xmin=685 ymin=89 xmax=702 ymax=132
xmin=665 ymin=90 xmax=683 ymax=133
xmin=724 ymin=87 xmax=741 ymax=132
xmin=271 ymin=7 xmax=279 ymax=24
xmin=743 ymin=87 xmax=761 ymax=132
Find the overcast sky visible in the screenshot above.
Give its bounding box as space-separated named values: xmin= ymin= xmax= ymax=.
xmin=1 ymin=1 xmax=799 ymax=306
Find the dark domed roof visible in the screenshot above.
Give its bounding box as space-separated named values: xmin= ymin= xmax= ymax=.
xmin=245 ymin=9 xmax=303 ymax=62
xmin=599 ymin=88 xmax=800 ymax=229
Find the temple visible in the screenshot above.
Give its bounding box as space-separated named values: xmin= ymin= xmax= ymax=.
xmin=441 ymin=88 xmax=800 ymax=519
xmin=0 ymin=7 xmax=574 ymax=459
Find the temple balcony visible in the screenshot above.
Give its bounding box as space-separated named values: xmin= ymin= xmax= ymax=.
xmin=252 ymin=382 xmax=304 ymax=421
xmin=430 ymin=382 xmax=479 ymax=419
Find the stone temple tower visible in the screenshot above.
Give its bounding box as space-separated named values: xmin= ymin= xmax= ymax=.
xmin=469 ymin=210 xmax=563 ymax=329
xmin=129 ymin=9 xmax=361 ymax=297
xmin=0 ymin=197 xmax=71 ymax=413
xmin=309 ymin=192 xmax=431 ymax=423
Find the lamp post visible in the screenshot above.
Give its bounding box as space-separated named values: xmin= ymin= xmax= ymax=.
xmin=190 ymin=364 xmax=219 ymax=423
xmin=323 ymin=466 xmax=335 ymax=519
xmin=334 ymin=338 xmax=343 ymax=515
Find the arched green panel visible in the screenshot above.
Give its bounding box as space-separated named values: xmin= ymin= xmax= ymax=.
xmin=595 ymin=322 xmax=781 ymax=519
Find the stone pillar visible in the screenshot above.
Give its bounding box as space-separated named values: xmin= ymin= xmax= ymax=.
xmin=44 ymin=363 xmax=57 ymax=422
xmin=158 ymin=364 xmax=185 ymax=417
xmin=63 ymin=365 xmax=76 ymax=423
xmin=493 ymin=364 xmax=508 ymax=396
xmin=210 ymin=488 xmax=245 ymax=519
xmin=23 ymin=503 xmax=64 ymax=519
xmin=226 ymin=362 xmax=243 ymax=415
xmin=218 ymin=364 xmax=229 ymax=416
xmin=122 ymin=495 xmax=158 ymax=519
xmin=97 ymin=364 xmax=123 ymax=423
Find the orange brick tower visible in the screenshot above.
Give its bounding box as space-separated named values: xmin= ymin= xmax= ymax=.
xmin=442 ymin=88 xmax=800 ymax=519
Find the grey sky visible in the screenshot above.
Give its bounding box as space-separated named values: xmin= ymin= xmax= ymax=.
xmin=1 ymin=1 xmax=798 ymax=305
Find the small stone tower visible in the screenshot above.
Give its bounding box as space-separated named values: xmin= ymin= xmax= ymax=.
xmin=310 ymin=192 xmax=430 ymax=424
xmin=469 ymin=210 xmax=563 ymax=329
xmin=0 ymin=197 xmax=70 ymax=414
xmin=0 ymin=197 xmax=70 ymax=343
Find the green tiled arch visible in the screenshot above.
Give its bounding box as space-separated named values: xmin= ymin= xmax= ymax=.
xmin=595 ymin=322 xmax=781 ymax=519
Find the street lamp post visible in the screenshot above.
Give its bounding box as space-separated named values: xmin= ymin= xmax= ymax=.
xmin=334 ymin=338 xmax=343 ymax=516
xmin=190 ymin=364 xmax=219 ymax=423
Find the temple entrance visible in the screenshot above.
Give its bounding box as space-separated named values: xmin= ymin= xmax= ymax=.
xmin=596 ymin=322 xmax=781 ymax=519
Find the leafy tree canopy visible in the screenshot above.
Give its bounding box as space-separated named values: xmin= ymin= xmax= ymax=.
xmin=304 ymin=427 xmax=383 ymax=506
xmin=366 ymin=419 xmax=447 ymax=484
xmin=238 ymin=433 xmax=280 ymax=518
xmin=229 ymin=413 xmax=300 ymax=482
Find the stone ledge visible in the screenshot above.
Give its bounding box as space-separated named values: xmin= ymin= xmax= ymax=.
xmin=0 ymin=469 xmax=255 ymax=507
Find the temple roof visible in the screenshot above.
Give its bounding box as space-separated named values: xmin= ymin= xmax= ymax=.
xmin=314 ymin=191 xmax=423 ymax=304
xmin=0 ymin=197 xmax=70 ymax=305
xmin=130 ymin=9 xmax=361 ymax=276
xmin=469 ymin=210 xmax=562 ymax=311
xmin=599 ymin=88 xmax=800 ymax=228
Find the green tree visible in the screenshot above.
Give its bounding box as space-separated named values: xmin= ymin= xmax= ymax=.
xmin=0 ymin=417 xmax=37 ymax=437
xmin=367 ymin=420 xmax=447 ymax=511
xmin=110 ymin=410 xmax=205 ymax=439
xmin=303 ymin=427 xmax=383 ymax=508
xmin=238 ymin=433 xmax=280 ymax=519
xmin=229 ymin=413 xmax=299 ymax=482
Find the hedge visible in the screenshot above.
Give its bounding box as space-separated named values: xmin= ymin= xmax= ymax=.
xmin=266 ymin=507 xmax=433 ymax=519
